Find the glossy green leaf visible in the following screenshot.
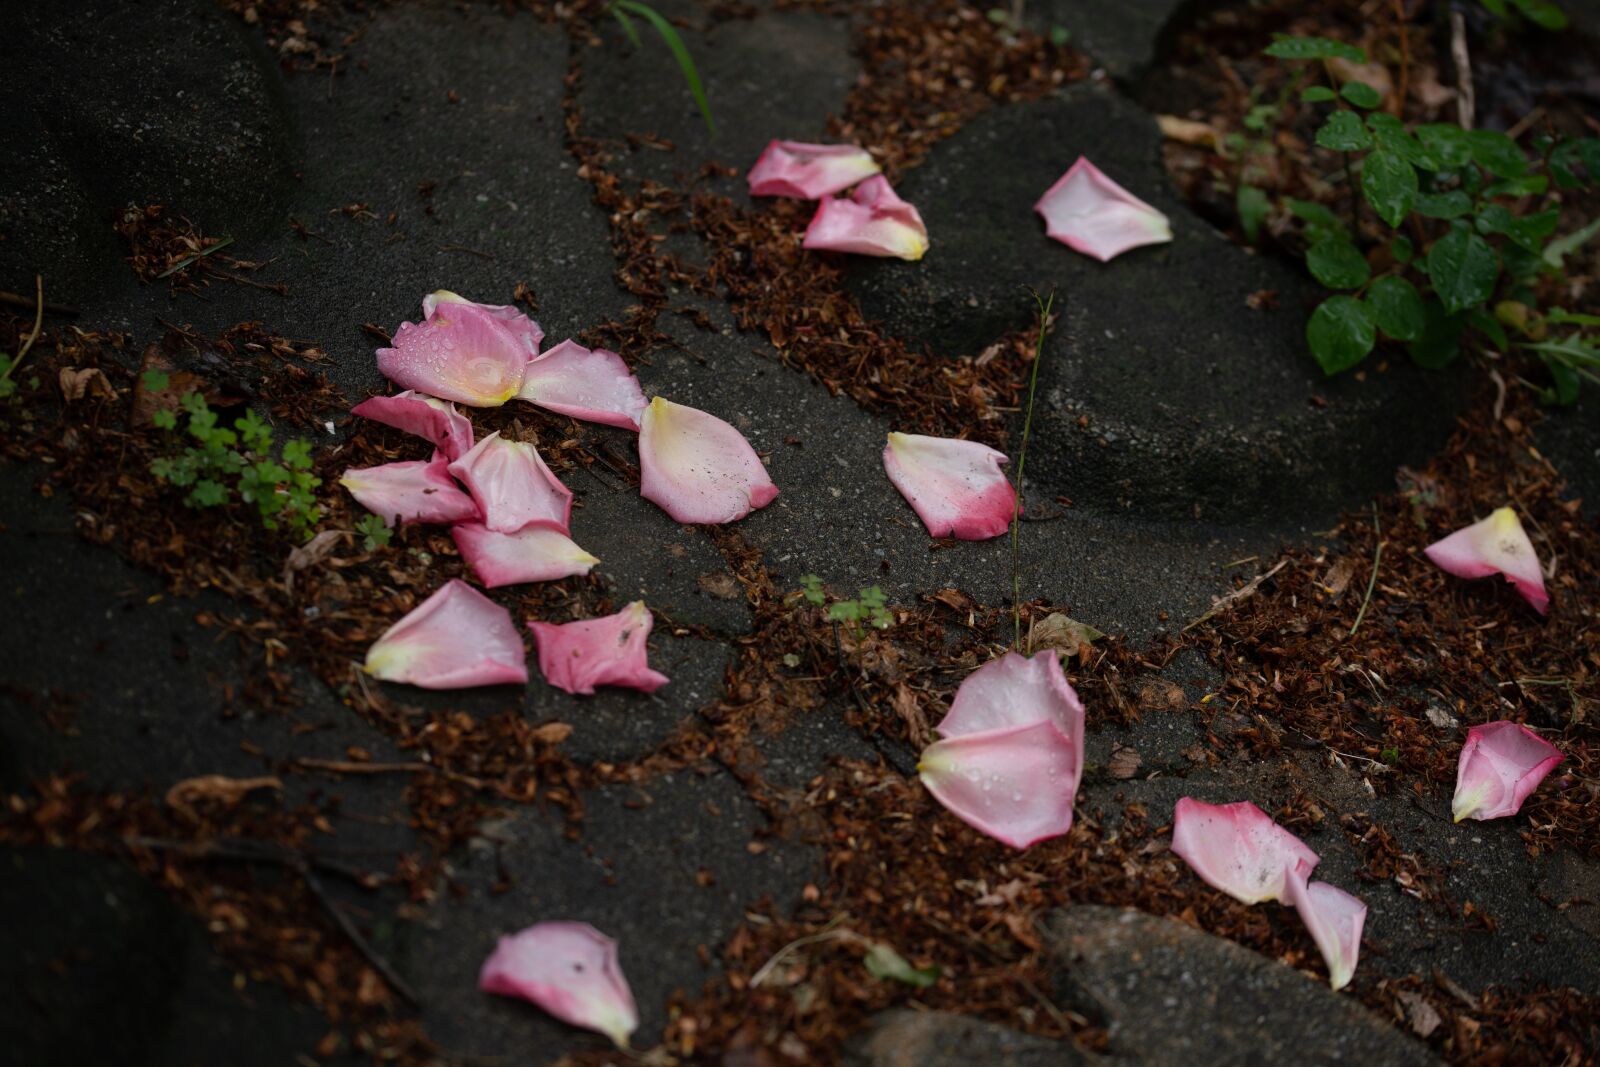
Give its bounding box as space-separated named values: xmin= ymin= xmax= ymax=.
xmin=1362 ymin=150 xmax=1417 ymax=227
xmin=1414 ymin=190 xmax=1473 ymax=219
xmin=1466 ymin=130 xmax=1527 ymax=177
xmin=1340 ymin=81 xmax=1382 ymax=109
xmin=1307 ymin=295 xmax=1376 ymax=374
xmin=1264 ymin=35 xmax=1367 ymax=62
xmin=1390 ymin=235 xmax=1414 ymax=263
xmin=1475 ymin=205 xmax=1560 ymax=253
xmin=1510 ymin=0 xmax=1568 ymax=29
xmin=1306 ymin=237 xmax=1371 ymax=288
xmin=1366 ymin=113 xmax=1436 ymax=169
xmin=1317 ymin=110 xmax=1372 ymax=152
xmin=1408 ymin=302 xmax=1467 ymax=368
xmin=1237 ymin=185 xmax=1270 ymax=243
xmin=1368 ymin=275 xmax=1426 ymax=341
xmin=1286 ymin=198 xmax=1348 ymax=241
xmin=1416 ymin=124 xmax=1474 ymax=168
xmin=1427 ymin=227 xmax=1500 ymax=313
xmin=1300 ymin=86 xmax=1337 ymax=103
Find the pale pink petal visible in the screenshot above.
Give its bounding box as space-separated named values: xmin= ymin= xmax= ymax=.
xmin=339 ymin=456 xmax=479 ymax=527
xmin=637 ymin=397 xmax=779 ymax=524
xmin=351 ymin=390 xmax=475 ymax=460
xmin=1452 ymin=720 xmax=1564 ymax=822
xmin=1170 ymin=797 xmax=1321 ymax=905
xmin=918 ymin=721 xmax=1080 ymax=849
xmin=938 ymin=649 xmax=1083 ymax=763
xmin=453 ymin=523 xmax=600 ymax=588
xmin=1425 ymin=507 xmax=1549 ymax=614
xmin=1034 ymin=157 xmax=1173 ymax=262
xmin=883 ymin=432 xmax=1014 ymax=540
xmin=747 ymin=140 xmax=881 ymax=199
xmin=1284 ymin=868 xmax=1366 ymax=991
xmin=803 ymin=175 xmax=929 ymax=261
xmin=528 ymin=601 xmax=669 ymax=696
xmin=479 ymin=921 xmax=638 ymax=1048
xmin=448 ymin=431 xmax=574 ymax=535
xmin=517 ymin=340 xmax=648 ymax=430
xmin=365 ymin=579 xmax=528 ymax=689
xmin=424 ymin=289 xmax=543 ymax=356
xmin=376 ymin=300 xmax=527 ymax=407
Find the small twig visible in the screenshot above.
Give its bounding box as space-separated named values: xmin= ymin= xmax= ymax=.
xmin=750 ymin=916 xmax=857 ymax=987
xmin=1450 ymin=9 xmax=1474 ymax=130
xmin=1011 ymin=288 xmax=1056 ymax=650
xmin=157 ymin=237 xmax=236 ymax=278
xmin=1348 ymin=504 xmax=1385 ymax=638
xmin=0 ymin=275 xmax=45 ymax=386
xmin=0 ymin=288 xmax=75 ymax=316
xmin=1489 ymin=368 xmax=1507 ymax=422
xmin=1183 ymin=559 xmax=1290 ymax=632
xmin=303 ymin=865 xmax=420 ymax=1006
xmin=294 ymin=756 xmax=486 ymax=790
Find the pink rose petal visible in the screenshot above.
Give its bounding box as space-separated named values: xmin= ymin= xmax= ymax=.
xmin=1452 ymin=720 xmax=1564 ymax=822
xmin=517 ymin=340 xmax=648 ymax=430
xmin=1424 ymin=506 xmax=1549 ymax=614
xmin=528 ymin=601 xmax=669 ymax=696
xmin=452 ymin=523 xmax=600 ymax=589
xmin=424 ymin=289 xmax=543 ymax=357
xmin=364 ymin=579 xmax=528 ymax=689
xmin=919 ymin=720 xmax=1081 ymax=849
xmin=637 ymin=397 xmax=778 ymax=525
xmin=803 ymin=175 xmax=929 ymax=260
xmin=747 ymin=140 xmax=881 ymax=199
xmin=1284 ymin=868 xmax=1367 ymax=991
xmin=938 ymin=650 xmax=1083 ymax=765
xmin=377 ymin=299 xmax=527 ymax=407
xmin=1034 ymin=156 xmax=1173 ymax=262
xmin=883 ymin=431 xmax=1014 ymax=540
xmin=351 ymin=390 xmax=475 ymax=461
xmin=479 ymin=920 xmax=638 ymax=1048
xmin=1170 ymin=797 xmax=1321 ymax=905
xmin=448 ymin=431 xmax=574 ymax=535
xmin=339 ymin=455 xmax=480 ymax=527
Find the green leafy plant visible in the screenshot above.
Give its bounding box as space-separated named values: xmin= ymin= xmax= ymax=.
xmin=145 ymin=370 xmax=323 ymax=537
xmin=354 ymin=513 xmax=393 ymax=552
xmin=1262 ymin=35 xmax=1600 ymax=397
xmin=798 ymin=575 xmax=894 ymax=634
xmin=608 ymin=0 xmax=715 ymax=134
xmin=1480 ymin=0 xmax=1568 ymax=31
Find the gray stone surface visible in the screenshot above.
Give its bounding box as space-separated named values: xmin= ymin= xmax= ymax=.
xmin=852 ymin=85 xmax=1466 ymax=524
xmin=847 ymin=1009 xmax=1103 ymax=1067
xmin=1031 ymin=0 xmax=1199 ymax=85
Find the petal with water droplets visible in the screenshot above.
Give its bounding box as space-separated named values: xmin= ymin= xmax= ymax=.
xmin=1424 ymin=507 xmax=1549 ymax=614
xmin=747 ymin=140 xmax=881 ymax=199
xmin=517 ymin=340 xmax=648 ymax=430
xmin=448 ymin=431 xmax=573 ymax=535
xmin=637 ymin=397 xmax=778 ymax=524
xmin=883 ymin=431 xmax=1014 ymax=540
xmin=364 ymin=579 xmax=527 ymax=689
xmin=1451 ymin=720 xmax=1564 ymax=822
xmin=479 ymin=921 xmax=638 ymax=1048
xmin=1035 ymin=157 xmax=1173 ymax=262
xmin=424 ymin=289 xmax=543 ymax=356
xmin=1170 ymin=797 xmax=1321 ymax=905
xmin=377 ymin=300 xmax=527 ymax=407
xmin=351 ymin=390 xmax=475 ymax=460
xmin=453 ymin=523 xmax=599 ymax=588
xmin=1284 ymin=869 xmax=1366 ymax=991
xmin=528 ymin=601 xmax=669 ymax=696
xmin=803 ymin=175 xmax=929 ymax=260
xmin=339 ymin=456 xmax=479 ymax=527
xmin=937 ymin=651 xmax=1084 ymax=775
xmin=919 ymin=720 xmax=1080 ymax=849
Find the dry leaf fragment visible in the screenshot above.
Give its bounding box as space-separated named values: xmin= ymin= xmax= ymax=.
xmin=532 ymin=721 xmax=574 ymax=744
xmin=1395 ymin=990 xmax=1443 ymax=1038
xmin=165 ymin=774 xmax=282 ymax=820
xmin=1108 ymin=746 xmax=1143 ymax=779
xmin=1157 ymin=114 xmax=1220 ymax=148
xmin=59 ymin=367 xmax=113 ymax=402
xmin=284 ymin=529 xmax=347 ymax=591
xmin=697 ymin=572 xmax=742 ymax=600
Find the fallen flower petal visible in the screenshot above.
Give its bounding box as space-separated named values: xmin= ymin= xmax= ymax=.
xmin=518 ymin=339 xmax=648 ymax=430
xmin=638 ymin=397 xmax=778 ymax=524
xmin=1452 ymin=720 xmax=1564 ymax=822
xmin=918 ymin=720 xmax=1080 ymax=849
xmin=339 ymin=456 xmax=479 ymax=527
xmin=883 ymin=431 xmax=1014 ymax=540
xmin=479 ymin=921 xmax=638 ymax=1048
xmin=803 ymin=175 xmax=929 ymax=260
xmin=424 ymin=289 xmax=544 ymax=356
xmin=1035 ymin=156 xmax=1173 ymax=262
xmin=377 ymin=299 xmax=527 ymax=407
xmin=528 ymin=601 xmax=669 ymax=696
xmin=448 ymin=431 xmax=574 ymax=534
xmin=1424 ymin=506 xmax=1549 ymax=614
xmin=453 ymin=523 xmax=600 ymax=588
xmin=938 ymin=650 xmax=1084 ymax=756
xmin=351 ymin=390 xmax=475 ymax=460
xmin=1170 ymin=797 xmax=1321 ymax=905
xmin=747 ymin=140 xmax=881 ymax=199
xmin=364 ymin=579 xmax=528 ymax=689
xmin=1284 ymin=869 xmax=1367 ymax=991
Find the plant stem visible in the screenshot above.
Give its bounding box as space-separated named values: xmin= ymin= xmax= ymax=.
xmin=1012 ymin=288 xmax=1056 ymax=651
xmin=1348 ymin=503 xmax=1384 ymax=638
xmin=0 ymin=275 xmax=44 ymax=386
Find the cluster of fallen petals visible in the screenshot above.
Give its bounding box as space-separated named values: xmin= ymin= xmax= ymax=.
xmin=748 ymin=140 xmax=928 ymax=260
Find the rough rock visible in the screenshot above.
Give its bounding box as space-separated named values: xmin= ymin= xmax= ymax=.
xmin=1031 ymin=0 xmax=1200 ymax=84
xmin=847 ymin=1009 xmax=1104 ymax=1067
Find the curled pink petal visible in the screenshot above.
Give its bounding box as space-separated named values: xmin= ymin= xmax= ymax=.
xmin=453 ymin=523 xmax=600 ymax=589
xmin=1424 ymin=506 xmax=1549 ymax=614
xmin=939 ymin=649 xmax=1083 ymax=762
xmin=1284 ymin=869 xmax=1366 ymax=991
xmin=637 ymin=397 xmax=778 ymax=525
xmin=747 ymin=140 xmax=881 ymax=199
xmin=883 ymin=432 xmax=1014 ymax=540
xmin=339 ymin=456 xmax=479 ymax=527
xmin=918 ymin=720 xmax=1080 ymax=849
xmin=517 ymin=340 xmax=648 ymax=430
xmin=479 ymin=920 xmax=638 ymax=1048
xmin=1452 ymin=720 xmax=1564 ymax=822
xmin=528 ymin=601 xmax=669 ymax=696
xmin=424 ymin=289 xmax=543 ymax=356
xmin=365 ymin=579 xmax=528 ymax=689
xmin=1034 ymin=156 xmax=1173 ymax=262
xmin=448 ymin=431 xmax=574 ymax=535
xmin=1170 ymin=797 xmax=1321 ymax=905
xmin=803 ymin=175 xmax=929 ymax=261
xmin=377 ymin=300 xmax=527 ymax=407
xmin=351 ymin=390 xmax=475 ymax=461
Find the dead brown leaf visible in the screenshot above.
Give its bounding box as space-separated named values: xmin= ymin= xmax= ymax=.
xmin=165 ymin=774 xmax=282 ymax=821
xmin=1108 ymin=746 xmax=1143 ymax=780
xmin=58 ymin=367 xmax=113 ymax=402
xmin=698 ymin=572 xmax=743 ymax=600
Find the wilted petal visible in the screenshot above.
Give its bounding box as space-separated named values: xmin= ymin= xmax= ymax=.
xmin=803 ymin=175 xmax=929 ymax=260
xmin=424 ymin=289 xmax=544 ymax=356
xmin=340 ymin=456 xmax=479 ymax=527
xmin=747 ymin=140 xmax=881 ymax=199
xmin=377 ymin=300 xmax=527 ymax=407
xmin=365 ymin=579 xmax=528 ymax=689
xmin=1170 ymin=797 xmax=1321 ymax=905
xmin=939 ymin=649 xmax=1083 ymax=752
xmin=518 ymin=340 xmax=648 ymax=430
xmin=637 ymin=397 xmax=778 ymax=524
xmin=351 ymin=390 xmax=475 ymax=460
xmin=479 ymin=921 xmax=638 ymax=1048
xmin=528 ymin=601 xmax=669 ymax=696
xmin=453 ymin=523 xmax=599 ymax=588
xmin=448 ymin=431 xmax=574 ymax=534
xmin=1035 ymin=156 xmax=1173 ymax=262
xmin=1452 ymin=720 xmax=1564 ymax=822
xmin=883 ymin=431 xmax=1014 ymax=540
xmin=1284 ymin=870 xmax=1366 ymax=991
xmin=918 ymin=721 xmax=1080 ymax=849
xmin=1424 ymin=506 xmax=1549 ymax=614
